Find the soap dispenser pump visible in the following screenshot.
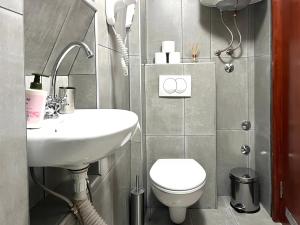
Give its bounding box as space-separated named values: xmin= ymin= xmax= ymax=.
xmin=26 ymin=73 xmax=49 ymax=129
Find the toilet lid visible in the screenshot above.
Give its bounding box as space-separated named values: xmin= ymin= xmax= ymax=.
xmin=150 ymin=159 xmax=206 ymax=191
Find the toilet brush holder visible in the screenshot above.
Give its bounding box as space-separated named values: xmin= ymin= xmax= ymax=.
xmin=130 ymin=176 xmax=145 ymax=225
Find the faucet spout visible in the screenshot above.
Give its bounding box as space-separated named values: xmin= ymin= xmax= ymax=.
xmin=50 ymin=41 xmax=94 ymax=97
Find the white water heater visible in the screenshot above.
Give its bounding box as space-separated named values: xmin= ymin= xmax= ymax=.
xmin=200 ymin=0 xmax=263 ymax=11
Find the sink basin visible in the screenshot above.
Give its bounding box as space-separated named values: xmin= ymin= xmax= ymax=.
xmin=27 ymin=109 xmax=138 ymax=170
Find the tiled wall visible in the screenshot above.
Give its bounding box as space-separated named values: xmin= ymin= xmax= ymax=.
xmin=59 ymin=0 xmax=136 ymax=224
xmin=25 ymin=0 xmax=97 ymax=209
xmin=145 ymin=63 xmax=217 ymax=209
xmin=144 ymin=0 xmax=263 ymax=209
xmin=0 ymin=1 xmax=29 ymax=224
xmin=29 ymin=1 xmax=136 ymax=224
xmin=252 ymin=0 xmax=272 ymax=214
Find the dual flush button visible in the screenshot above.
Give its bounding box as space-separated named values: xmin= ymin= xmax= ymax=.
xmin=159 ymin=75 xmax=191 ymax=97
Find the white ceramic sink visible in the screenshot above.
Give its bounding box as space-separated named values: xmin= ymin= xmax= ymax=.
xmin=27 ymin=109 xmax=138 ymax=170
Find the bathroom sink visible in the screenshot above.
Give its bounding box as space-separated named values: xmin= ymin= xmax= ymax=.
xmin=27 ymin=109 xmax=138 ymax=170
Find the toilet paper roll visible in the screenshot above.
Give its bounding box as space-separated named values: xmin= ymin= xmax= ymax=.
xmin=162 ymin=41 xmax=175 ymax=53
xmin=169 ymin=52 xmax=181 ymax=64
xmin=155 ymin=52 xmax=167 ymax=64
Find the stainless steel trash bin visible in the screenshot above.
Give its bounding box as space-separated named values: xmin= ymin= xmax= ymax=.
xmin=230 ymin=167 xmax=260 ymax=213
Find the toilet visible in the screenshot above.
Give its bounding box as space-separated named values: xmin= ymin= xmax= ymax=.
xmin=149 ymin=159 xmax=206 ymax=224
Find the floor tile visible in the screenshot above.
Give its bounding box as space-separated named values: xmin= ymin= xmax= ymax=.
xmin=221 ymin=196 xmax=281 ymax=225
xmin=145 ymin=197 xmax=281 ymax=225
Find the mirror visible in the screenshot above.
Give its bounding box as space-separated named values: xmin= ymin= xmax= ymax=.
xmin=24 ymin=0 xmax=96 ymax=101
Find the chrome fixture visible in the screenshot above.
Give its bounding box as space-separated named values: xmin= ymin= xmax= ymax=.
xmin=241 ymin=145 xmax=251 ymax=155
xmin=201 ymin=0 xmax=264 ymax=57
xmin=58 ymin=87 xmax=76 ymax=114
xmin=45 ymin=95 xmax=67 ymax=119
xmin=225 ymin=63 xmax=234 ymax=73
xmin=214 ymin=10 xmax=234 ymax=57
xmin=241 ymin=120 xmax=251 ymax=130
xmin=50 ymin=41 xmax=94 ymax=97
xmin=45 ymin=41 xmax=94 ymax=119
xmin=214 ymin=11 xmax=242 ymax=57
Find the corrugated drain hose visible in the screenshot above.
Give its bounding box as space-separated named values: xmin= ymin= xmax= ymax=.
xmin=75 ymin=199 xmax=108 ymax=225
xmin=30 ymin=168 xmax=108 ymax=225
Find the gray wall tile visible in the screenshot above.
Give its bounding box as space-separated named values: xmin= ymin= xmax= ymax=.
xmin=131 ymin=141 xmax=144 ymax=186
xmin=185 ymin=136 xmax=217 ymax=209
xmin=128 ymin=0 xmax=141 ymax=56
xmin=248 ymin=57 xmax=255 ymax=129
xmin=102 ymin=149 xmax=131 ymax=225
xmin=139 ymin=0 xmax=147 ymax=62
xmin=215 ymin=58 xmax=248 ymax=130
xmin=184 ymin=63 xmax=216 ymax=135
xmin=130 ymin=56 xmax=143 ymax=123
xmin=70 ymin=18 xmax=96 ymax=75
xmin=97 ymin=46 xmax=113 ymax=108
xmin=42 ymin=75 xmax=68 ymax=95
xmin=254 ymin=55 xmax=271 ymax=214
xmin=24 ymin=0 xmax=74 ymax=75
xmin=95 ymin=0 xmax=109 ymax=48
xmin=146 ymin=136 xmax=185 ymax=167
xmin=97 ymin=46 xmax=130 ymax=110
xmin=69 ymin=75 xmax=97 ymax=109
xmin=145 ymin=64 xmax=184 ymax=135
xmin=217 ymin=130 xmax=249 ymax=196
xmin=255 ymin=130 xmax=271 ymax=214
xmin=110 ymin=50 xmax=130 ymax=110
xmin=182 ymin=0 xmax=211 ymax=59
xmin=253 ymin=0 xmax=271 ymax=57
xmin=254 ymin=56 xmax=271 ymax=133
xmin=0 ymin=0 xmax=23 ymax=14
xmin=146 ymin=0 xmax=182 ymax=61
xmin=0 ymin=7 xmax=28 ymax=225
xmin=249 ymin=130 xmax=256 ymax=170
xmin=146 ymin=136 xmax=184 ymax=207
xmin=43 ymin=0 xmax=94 ymax=75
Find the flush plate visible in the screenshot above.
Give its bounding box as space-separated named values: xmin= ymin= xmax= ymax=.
xmin=159 ymin=75 xmax=191 ymax=97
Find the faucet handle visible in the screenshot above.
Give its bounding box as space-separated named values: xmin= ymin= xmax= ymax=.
xmin=45 ymin=95 xmax=64 ymax=119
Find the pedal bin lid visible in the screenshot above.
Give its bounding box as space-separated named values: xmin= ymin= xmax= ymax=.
xmin=229 ymin=167 xmax=258 ymax=184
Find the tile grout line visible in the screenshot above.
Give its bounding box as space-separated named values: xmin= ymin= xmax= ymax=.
xmin=225 ymin=198 xmax=240 ymax=225
xmin=183 ymin=64 xmax=186 ymax=158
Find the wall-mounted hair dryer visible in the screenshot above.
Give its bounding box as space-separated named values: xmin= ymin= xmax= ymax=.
xmin=106 ymin=0 xmax=137 ymax=27
xmin=106 ymin=0 xmax=138 ymax=77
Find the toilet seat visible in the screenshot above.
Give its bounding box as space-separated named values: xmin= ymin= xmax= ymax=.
xmin=150 ymin=159 xmax=206 ymax=194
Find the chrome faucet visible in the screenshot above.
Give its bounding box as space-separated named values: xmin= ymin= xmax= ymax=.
xmin=45 ymin=41 xmax=94 ymax=119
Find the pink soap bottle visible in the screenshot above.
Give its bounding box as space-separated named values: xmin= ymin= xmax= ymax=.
xmin=26 ymin=74 xmax=48 ymax=129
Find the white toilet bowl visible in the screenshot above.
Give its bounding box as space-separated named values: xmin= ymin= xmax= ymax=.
xmin=150 ymin=159 xmax=206 ymax=224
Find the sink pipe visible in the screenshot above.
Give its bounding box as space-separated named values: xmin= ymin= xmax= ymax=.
xmin=30 ymin=167 xmax=108 ymax=225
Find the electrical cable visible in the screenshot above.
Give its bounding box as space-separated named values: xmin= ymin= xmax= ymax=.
xmin=112 ymin=26 xmax=129 ymax=76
